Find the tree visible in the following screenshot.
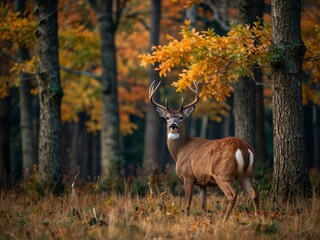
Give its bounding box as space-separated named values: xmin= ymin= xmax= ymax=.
xmin=271 ymin=0 xmax=312 ymax=201
xmin=88 ymin=0 xmax=124 ymax=177
xmin=15 ymin=0 xmax=35 ymax=179
xmin=0 ymin=90 xmax=10 ymax=185
xmin=253 ymin=0 xmax=267 ymax=164
xmin=0 ymin=1 xmax=148 ymax=180
xmin=235 ymin=0 xmax=267 ymax=163
xmin=143 ymin=0 xmax=163 ymax=174
xmin=234 ymin=0 xmax=257 ymax=148
xmin=34 ymin=0 xmax=62 ymax=184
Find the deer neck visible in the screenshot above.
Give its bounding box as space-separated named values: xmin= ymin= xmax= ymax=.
xmin=166 ymin=127 xmax=190 ymax=161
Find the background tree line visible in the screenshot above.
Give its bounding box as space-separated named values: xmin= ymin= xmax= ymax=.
xmin=0 ymin=0 xmax=319 ymax=202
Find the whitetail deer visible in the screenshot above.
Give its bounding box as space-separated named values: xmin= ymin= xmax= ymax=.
xmin=149 ymin=80 xmax=259 ymax=222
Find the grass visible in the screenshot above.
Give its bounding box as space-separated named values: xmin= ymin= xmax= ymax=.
xmin=1 ymin=178 xmax=320 ymax=240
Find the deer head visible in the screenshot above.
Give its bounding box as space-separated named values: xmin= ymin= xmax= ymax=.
xmin=149 ymin=81 xmax=199 ymax=140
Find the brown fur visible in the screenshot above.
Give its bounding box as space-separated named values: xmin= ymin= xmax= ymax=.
xmin=150 ymin=81 xmax=259 ymax=221
xmin=165 ymin=112 xmax=259 ymax=222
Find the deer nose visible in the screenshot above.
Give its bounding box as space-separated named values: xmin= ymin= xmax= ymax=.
xmin=169 ymin=122 xmax=178 ymax=130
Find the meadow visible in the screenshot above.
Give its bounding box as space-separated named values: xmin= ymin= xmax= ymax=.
xmin=1 ymin=170 xmax=320 ymax=240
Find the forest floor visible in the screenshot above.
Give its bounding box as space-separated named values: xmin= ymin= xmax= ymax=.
xmin=1 ymin=177 xmax=320 ymax=240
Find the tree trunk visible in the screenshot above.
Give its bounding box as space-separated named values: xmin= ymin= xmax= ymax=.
xmin=143 ymin=0 xmax=163 ymax=174
xmin=0 ymin=97 xmax=11 ymax=186
xmin=10 ymin=90 xmax=22 ymax=184
xmin=32 ymin=94 xmax=39 ymax=164
xmin=70 ymin=113 xmax=94 ymax=179
xmin=234 ymin=0 xmax=256 ymax=148
xmin=200 ymin=116 xmax=208 ymax=138
xmin=18 ymin=50 xmax=35 ymax=179
xmin=312 ymin=105 xmax=320 ymax=169
xmin=0 ymin=28 xmax=12 ymax=185
xmin=234 ymin=76 xmax=256 ymax=147
xmin=71 ymin=119 xmax=81 ymax=171
xmin=253 ymin=0 xmax=267 ymax=163
xmin=15 ymin=0 xmax=35 ymax=179
xmin=223 ymin=110 xmax=234 ymax=137
xmin=255 ymin=67 xmax=267 ymax=163
xmin=34 ymin=0 xmax=62 ymax=184
xmin=89 ymin=1 xmax=123 ymax=177
xmin=271 ymin=0 xmax=311 ymax=201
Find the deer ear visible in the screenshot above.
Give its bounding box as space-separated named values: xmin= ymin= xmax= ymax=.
xmin=155 ymin=107 xmax=167 ymax=118
xmin=182 ymin=106 xmax=195 ymax=118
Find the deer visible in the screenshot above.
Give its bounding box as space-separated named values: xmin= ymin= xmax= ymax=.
xmin=149 ymin=80 xmax=259 ymax=222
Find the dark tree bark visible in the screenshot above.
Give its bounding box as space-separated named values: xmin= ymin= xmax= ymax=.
xmin=312 ymin=105 xmax=320 ymax=169
xmin=32 ymin=94 xmax=39 ymax=165
xmin=143 ymin=0 xmax=163 ymax=174
xmin=34 ymin=0 xmax=62 ymax=184
xmin=234 ymin=75 xmax=256 ymax=147
xmin=89 ymin=0 xmax=123 ymax=177
xmin=10 ymin=90 xmax=22 ymax=184
xmin=70 ymin=113 xmax=96 ymax=179
xmin=253 ymin=0 xmax=268 ymax=164
xmin=271 ymin=0 xmax=312 ymax=201
xmin=254 ymin=68 xmax=268 ymax=163
xmin=0 ymin=25 xmax=11 ymax=185
xmin=15 ymin=0 xmax=35 ymax=179
xmin=0 ymin=97 xmax=11 ymax=185
xmin=234 ymin=0 xmax=259 ymax=148
xmin=18 ymin=49 xmax=35 ymax=178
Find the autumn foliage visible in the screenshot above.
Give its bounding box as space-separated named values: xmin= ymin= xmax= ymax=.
xmin=1 ymin=0 xmax=320 ymax=136
xmin=0 ymin=2 xmax=147 ymax=135
xmin=140 ymin=18 xmax=320 ymax=108
xmin=303 ymin=25 xmax=320 ymax=105
xmin=140 ymin=21 xmax=270 ymax=102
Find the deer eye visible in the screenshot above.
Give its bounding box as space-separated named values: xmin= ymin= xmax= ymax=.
xmin=166 ymin=117 xmax=170 ymax=120
xmin=179 ymin=116 xmax=183 ymax=120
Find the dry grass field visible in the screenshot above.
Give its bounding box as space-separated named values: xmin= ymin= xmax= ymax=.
xmin=1 ymin=174 xmax=320 ymax=240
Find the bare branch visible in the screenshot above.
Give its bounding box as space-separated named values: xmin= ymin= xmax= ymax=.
xmin=114 ymin=0 xmax=129 ymax=31
xmin=136 ymin=17 xmax=151 ymax=31
xmin=251 ymin=73 xmax=272 ymax=87
xmin=60 ymin=66 xmax=101 ymax=82
xmin=206 ymin=1 xmax=230 ymax=32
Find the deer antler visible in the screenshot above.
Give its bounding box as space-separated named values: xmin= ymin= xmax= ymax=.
xmin=149 ymin=81 xmax=168 ymax=110
xmin=180 ymin=80 xmax=200 ymax=111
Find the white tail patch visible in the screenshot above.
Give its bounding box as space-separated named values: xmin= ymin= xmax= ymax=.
xmin=248 ymin=149 xmax=254 ymax=172
xmin=235 ymin=149 xmax=244 ymax=172
xmin=168 ymin=132 xmax=180 ymax=140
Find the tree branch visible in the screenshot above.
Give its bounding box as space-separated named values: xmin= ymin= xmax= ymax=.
xmin=123 ymin=10 xmax=150 ymax=31
xmin=114 ymin=0 xmax=129 ymax=31
xmin=206 ymin=1 xmax=230 ymax=32
xmin=60 ymin=66 xmax=101 ymax=82
xmin=137 ymin=17 xmax=151 ymax=32
xmin=251 ymin=73 xmax=272 ymax=87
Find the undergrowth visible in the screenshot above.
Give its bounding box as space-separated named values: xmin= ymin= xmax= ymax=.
xmin=0 ymin=166 xmax=319 ymax=240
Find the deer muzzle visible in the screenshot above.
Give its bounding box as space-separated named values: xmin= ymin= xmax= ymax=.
xmin=169 ymin=122 xmax=178 ymax=130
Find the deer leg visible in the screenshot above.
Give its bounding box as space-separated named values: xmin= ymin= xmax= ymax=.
xmin=199 ymin=186 xmax=207 ymax=213
xmin=215 ymin=176 xmax=237 ymax=222
xmin=184 ymin=178 xmax=194 ymax=216
xmin=241 ymin=177 xmax=259 ymax=216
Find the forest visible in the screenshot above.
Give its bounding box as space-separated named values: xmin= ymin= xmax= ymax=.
xmin=0 ymin=0 xmax=320 ymax=239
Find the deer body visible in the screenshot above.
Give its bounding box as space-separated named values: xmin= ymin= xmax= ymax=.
xmin=149 ymin=81 xmax=259 ymax=222
xmin=170 ymin=136 xmax=254 ymax=185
